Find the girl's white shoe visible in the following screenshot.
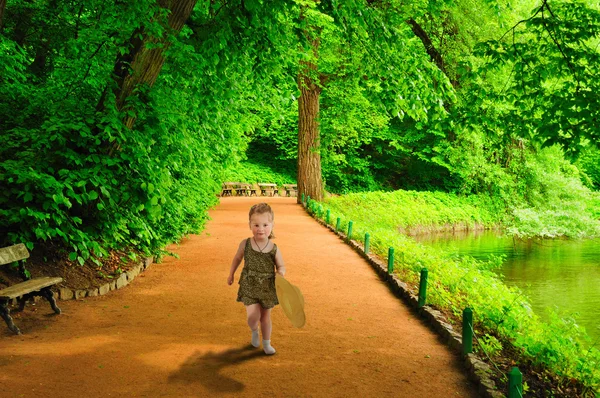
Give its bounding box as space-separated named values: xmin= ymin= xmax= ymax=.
xmin=251 ymin=329 xmax=260 ymax=348
xmin=263 ymin=340 xmax=276 ymax=355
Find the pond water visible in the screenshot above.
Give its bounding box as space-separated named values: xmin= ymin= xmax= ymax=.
xmin=414 ymin=230 xmax=600 ymax=343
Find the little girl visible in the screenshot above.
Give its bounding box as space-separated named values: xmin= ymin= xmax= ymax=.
xmin=227 ymin=203 xmax=286 ymax=355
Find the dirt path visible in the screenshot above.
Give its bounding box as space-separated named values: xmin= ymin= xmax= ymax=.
xmin=1 ymin=197 xmax=476 ymax=397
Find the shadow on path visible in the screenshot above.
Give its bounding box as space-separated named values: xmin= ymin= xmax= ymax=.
xmin=168 ymin=345 xmax=264 ymax=393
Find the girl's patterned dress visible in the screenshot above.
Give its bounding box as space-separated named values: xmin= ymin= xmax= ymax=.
xmin=237 ymin=238 xmax=279 ymax=309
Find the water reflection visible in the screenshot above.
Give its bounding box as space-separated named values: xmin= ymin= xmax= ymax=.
xmin=415 ymin=230 xmax=600 ymax=342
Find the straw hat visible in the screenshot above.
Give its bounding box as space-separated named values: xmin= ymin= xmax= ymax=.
xmin=275 ymin=274 xmax=306 ymax=328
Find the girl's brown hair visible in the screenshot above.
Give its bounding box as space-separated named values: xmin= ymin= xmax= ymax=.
xmin=249 ymin=203 xmax=275 ymax=238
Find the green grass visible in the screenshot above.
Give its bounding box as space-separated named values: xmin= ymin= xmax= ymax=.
xmin=323 ymin=190 xmax=505 ymax=233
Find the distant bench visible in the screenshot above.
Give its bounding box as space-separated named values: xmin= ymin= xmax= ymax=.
xmin=283 ymin=184 xmax=298 ymax=197
xmin=258 ymin=183 xmax=278 ymax=196
xmin=221 ymin=182 xmax=257 ymax=197
xmin=0 ymin=244 xmax=62 ymax=335
xmin=220 ymin=182 xmax=297 ymax=197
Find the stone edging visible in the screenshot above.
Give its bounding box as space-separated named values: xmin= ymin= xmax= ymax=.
xmin=56 ymin=256 xmax=154 ymax=301
xmin=305 ymin=206 xmax=504 ymax=398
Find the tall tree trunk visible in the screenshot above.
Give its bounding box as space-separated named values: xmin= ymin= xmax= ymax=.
xmin=0 ymin=0 xmax=6 ymax=30
xmin=297 ymin=41 xmax=323 ymax=203
xmin=106 ymin=0 xmax=197 ymax=129
xmin=296 ymin=1 xmax=324 ymax=203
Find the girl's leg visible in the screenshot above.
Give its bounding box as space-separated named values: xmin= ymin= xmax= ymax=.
xmin=260 ymin=307 xmax=276 ymax=355
xmin=259 ymin=307 xmax=272 ymax=340
xmin=246 ymin=304 xmax=261 ymax=329
xmin=246 ymin=304 xmax=261 ymax=347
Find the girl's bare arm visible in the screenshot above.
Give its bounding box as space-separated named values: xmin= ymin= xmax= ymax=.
xmin=275 ymin=248 xmax=286 ymax=276
xmin=228 ymin=240 xmax=245 ymax=285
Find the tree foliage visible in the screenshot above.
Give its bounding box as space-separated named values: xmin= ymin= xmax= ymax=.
xmin=0 ymin=0 xmax=295 ymax=262
xmin=472 ymin=0 xmax=600 ymax=157
xmin=1 ymin=0 xmax=599 ymax=262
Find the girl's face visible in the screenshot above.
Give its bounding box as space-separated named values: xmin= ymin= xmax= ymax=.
xmin=249 ymin=212 xmax=273 ymax=240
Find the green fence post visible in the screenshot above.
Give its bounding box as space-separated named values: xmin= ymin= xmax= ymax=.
xmin=508 ymin=367 xmax=523 ymax=398
xmin=301 ymin=193 xmax=305 ymax=204
xmin=307 ymin=196 xmax=310 ymax=209
xmin=347 ymin=221 xmax=353 ymax=240
xmin=387 ymin=247 xmax=394 ymax=274
xmin=336 ymin=217 xmax=341 ymax=232
xmin=418 ymin=268 xmax=428 ymax=308
xmin=364 ymin=233 xmax=370 ymax=254
xmin=463 ymin=308 xmax=473 ymax=355
xmin=326 ymin=210 xmax=330 ymax=225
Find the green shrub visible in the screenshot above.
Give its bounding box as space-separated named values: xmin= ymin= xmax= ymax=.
xmin=222 ymin=160 xmax=296 ymax=186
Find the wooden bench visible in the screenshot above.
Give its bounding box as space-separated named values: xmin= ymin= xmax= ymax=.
xmin=0 ymin=244 xmax=62 ymax=335
xmin=283 ymin=184 xmax=298 ymax=197
xmin=235 ymin=183 xmax=252 ymax=197
xmin=221 ymin=182 xmax=236 ymax=197
xmin=221 ymin=182 xmax=257 ymax=197
xmin=258 ymin=183 xmax=278 ymax=196
xmin=242 ymin=184 xmax=257 ymax=196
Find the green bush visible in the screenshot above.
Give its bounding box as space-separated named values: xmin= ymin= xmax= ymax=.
xmin=504 ymin=147 xmax=600 ymax=239
xmin=0 ymin=6 xmax=256 ymax=262
xmin=222 ymin=160 xmax=296 ymax=186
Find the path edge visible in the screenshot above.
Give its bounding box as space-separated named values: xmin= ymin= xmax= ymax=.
xmin=302 ymin=203 xmax=505 ymax=398
xmin=54 ymin=256 xmax=154 ymax=301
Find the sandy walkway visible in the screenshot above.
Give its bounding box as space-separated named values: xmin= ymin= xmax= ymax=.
xmin=0 ymin=197 xmax=476 ymax=397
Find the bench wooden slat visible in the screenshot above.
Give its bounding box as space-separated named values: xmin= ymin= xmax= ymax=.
xmin=0 ymin=277 xmax=63 ymax=299
xmin=0 ymin=243 xmax=30 ymax=266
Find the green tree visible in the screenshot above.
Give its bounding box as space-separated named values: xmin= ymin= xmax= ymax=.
xmin=0 ymin=0 xmax=268 ymax=261
xmin=472 ymin=0 xmax=600 ymax=156
xmin=103 ymin=0 xmax=197 ymax=130
xmin=251 ymin=0 xmax=456 ymax=195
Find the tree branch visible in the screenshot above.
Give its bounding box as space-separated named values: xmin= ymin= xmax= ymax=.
xmin=539 ymin=1 xmax=578 ymax=87
xmin=407 ymin=18 xmax=457 ymax=87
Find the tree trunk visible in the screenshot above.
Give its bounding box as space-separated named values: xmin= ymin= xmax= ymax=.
xmin=296 ymin=1 xmax=324 ymax=203
xmin=297 ymin=54 xmax=323 ymax=203
xmin=0 ymin=0 xmax=5 ymax=30
xmin=109 ymin=0 xmax=197 ymax=129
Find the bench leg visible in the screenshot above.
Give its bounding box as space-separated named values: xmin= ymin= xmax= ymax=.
xmin=17 ymin=296 xmax=27 ymax=312
xmin=0 ymin=300 xmax=21 ymax=335
xmin=15 ymin=292 xmax=35 ymax=312
xmin=40 ymin=287 xmax=61 ymax=314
